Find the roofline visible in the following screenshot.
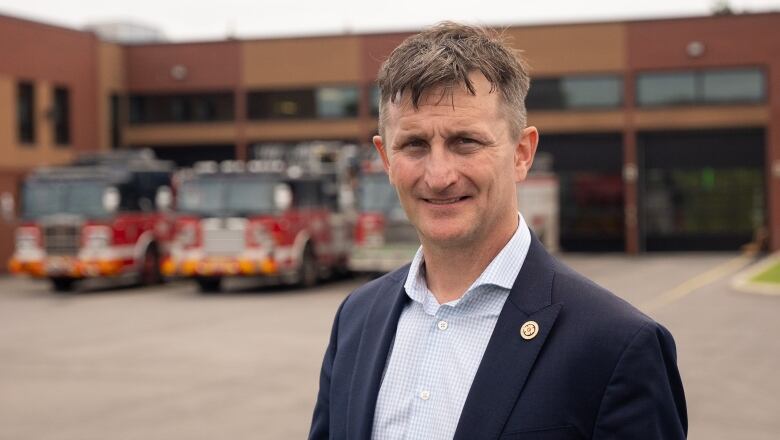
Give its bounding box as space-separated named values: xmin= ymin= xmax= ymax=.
xmin=2 ymin=9 xmax=779 ymax=48
xmin=0 ymin=11 xmax=95 ymax=37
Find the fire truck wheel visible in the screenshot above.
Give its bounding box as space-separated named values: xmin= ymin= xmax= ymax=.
xmin=298 ymin=245 xmax=318 ymax=288
xmin=334 ymin=257 xmax=352 ymax=279
xmin=141 ymin=246 xmax=162 ymax=286
xmin=196 ymin=277 xmax=222 ymax=293
xmin=50 ymin=277 xmax=75 ymax=292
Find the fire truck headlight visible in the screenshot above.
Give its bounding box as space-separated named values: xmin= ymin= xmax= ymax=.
xmin=15 ymin=228 xmax=39 ymax=251
xmin=83 ymin=226 xmax=112 ymax=249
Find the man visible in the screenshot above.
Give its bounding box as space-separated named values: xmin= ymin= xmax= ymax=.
xmin=310 ymin=22 xmax=687 ymax=439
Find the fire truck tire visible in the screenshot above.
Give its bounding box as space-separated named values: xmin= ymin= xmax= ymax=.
xmin=140 ymin=246 xmax=162 ymax=286
xmin=50 ymin=277 xmax=75 ymax=292
xmin=196 ymin=277 xmax=222 ymax=293
xmin=334 ymin=256 xmax=352 ymax=279
xmin=297 ymin=245 xmax=318 ymax=288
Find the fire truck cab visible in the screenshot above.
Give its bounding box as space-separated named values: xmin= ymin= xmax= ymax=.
xmin=163 ymin=144 xmax=354 ymax=292
xmin=349 ymin=152 xmax=420 ymax=274
xmin=5 ymin=150 xmax=175 ymax=291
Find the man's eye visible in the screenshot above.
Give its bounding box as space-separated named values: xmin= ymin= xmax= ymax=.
xmin=454 ymin=138 xmax=482 ymax=152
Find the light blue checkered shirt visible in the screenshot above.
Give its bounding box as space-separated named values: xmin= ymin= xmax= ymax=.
xmin=372 ymin=214 xmax=532 ymax=440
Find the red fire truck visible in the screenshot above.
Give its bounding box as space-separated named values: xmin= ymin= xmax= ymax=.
xmin=161 ymin=144 xmax=354 ymax=292
xmin=349 ymin=153 xmax=420 ymax=274
xmin=4 ymin=150 xmax=176 ymax=291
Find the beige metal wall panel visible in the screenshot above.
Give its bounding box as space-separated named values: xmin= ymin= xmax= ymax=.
xmin=98 ymin=42 xmax=126 ymax=151
xmin=245 ymin=120 xmax=362 ymax=141
xmin=243 ymin=37 xmax=362 ymax=88
xmin=634 ymin=106 xmax=769 ymax=130
xmin=528 ymin=111 xmax=626 ymax=134
xmin=35 ymin=82 xmax=52 ymax=148
xmin=99 ymin=43 xmax=126 ymax=93
xmin=124 ymin=123 xmax=237 ymax=146
xmin=504 ymin=23 xmax=626 ymax=75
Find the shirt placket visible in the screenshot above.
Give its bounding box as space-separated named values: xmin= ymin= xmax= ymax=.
xmin=406 ymin=304 xmax=455 ymax=439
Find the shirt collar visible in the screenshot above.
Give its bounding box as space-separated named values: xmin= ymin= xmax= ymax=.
xmin=404 ymin=213 xmax=532 ymax=313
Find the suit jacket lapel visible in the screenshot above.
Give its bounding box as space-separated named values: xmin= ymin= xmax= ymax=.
xmin=454 ymin=236 xmax=563 ymax=440
xmin=346 ymin=268 xmax=409 ymax=440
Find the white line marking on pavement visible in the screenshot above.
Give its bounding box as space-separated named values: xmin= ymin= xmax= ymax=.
xmin=641 ymin=252 xmax=757 ymax=312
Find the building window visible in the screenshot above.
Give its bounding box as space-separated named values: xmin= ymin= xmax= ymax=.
xmin=700 ymin=69 xmax=765 ymax=104
xmin=248 ymin=86 xmax=359 ymax=120
xmin=17 ymin=82 xmax=35 ymax=144
xmin=526 ymin=75 xmax=623 ymax=110
xmin=316 ymin=87 xmax=358 ymax=118
xmin=248 ymin=89 xmax=315 ymax=120
xmin=128 ymin=92 xmax=235 ymax=124
xmin=636 ymin=72 xmax=695 ymax=107
xmin=636 ymin=68 xmax=765 ymax=107
xmin=53 ymin=87 xmax=71 ymax=145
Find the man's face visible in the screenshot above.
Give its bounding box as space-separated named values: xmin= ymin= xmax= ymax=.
xmin=374 ymin=73 xmax=538 ymax=251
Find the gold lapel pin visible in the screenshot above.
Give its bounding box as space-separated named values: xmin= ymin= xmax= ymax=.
xmin=520 ymin=321 xmax=539 ymax=340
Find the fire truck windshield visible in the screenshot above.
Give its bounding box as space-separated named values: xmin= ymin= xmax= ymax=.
xmin=178 ymin=177 xmax=276 ymax=216
xmin=22 ymin=179 xmax=109 ymax=219
xmin=358 ymin=173 xmax=406 ymax=220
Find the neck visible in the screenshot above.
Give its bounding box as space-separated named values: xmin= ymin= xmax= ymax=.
xmin=421 ymin=217 xmax=518 ymax=304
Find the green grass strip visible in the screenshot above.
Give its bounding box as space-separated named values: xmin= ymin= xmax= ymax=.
xmin=751 ymin=261 xmax=780 ymax=284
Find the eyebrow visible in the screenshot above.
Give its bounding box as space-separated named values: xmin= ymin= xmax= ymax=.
xmin=448 ymin=130 xmax=486 ymax=140
xmin=394 ymin=127 xmax=488 ymax=141
xmin=391 ymin=133 xmax=424 ymax=147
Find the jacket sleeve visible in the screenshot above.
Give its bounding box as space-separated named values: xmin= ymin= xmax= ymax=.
xmin=308 ymin=297 xmax=347 ymax=440
xmin=592 ymin=322 xmax=688 ymax=439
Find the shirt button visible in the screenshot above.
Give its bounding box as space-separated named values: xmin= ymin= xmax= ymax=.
xmin=437 ymin=320 xmax=449 ymax=331
xmin=419 ymin=390 xmax=431 ymax=400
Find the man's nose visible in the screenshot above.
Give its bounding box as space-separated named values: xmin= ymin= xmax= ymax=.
xmin=423 ymin=145 xmax=458 ymax=192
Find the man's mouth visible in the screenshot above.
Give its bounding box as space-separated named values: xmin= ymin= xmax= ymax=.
xmin=423 ymin=196 xmax=469 ymax=205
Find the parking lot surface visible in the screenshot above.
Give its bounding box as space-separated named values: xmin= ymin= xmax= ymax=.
xmin=1 ymin=252 xmax=778 ymax=439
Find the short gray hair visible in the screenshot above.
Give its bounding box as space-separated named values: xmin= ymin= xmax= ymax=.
xmin=376 ymin=21 xmax=531 ymax=139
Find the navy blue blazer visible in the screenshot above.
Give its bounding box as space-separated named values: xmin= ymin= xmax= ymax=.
xmin=309 ymin=235 xmax=687 ymax=439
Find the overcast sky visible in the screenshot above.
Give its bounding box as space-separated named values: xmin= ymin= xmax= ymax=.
xmin=0 ymin=0 xmax=778 ymax=41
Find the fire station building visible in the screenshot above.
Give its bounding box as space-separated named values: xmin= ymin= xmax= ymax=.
xmin=1 ymin=12 xmax=779 ymax=264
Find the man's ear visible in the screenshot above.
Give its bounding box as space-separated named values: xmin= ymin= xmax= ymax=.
xmin=514 ymin=126 xmax=539 ymax=182
xmin=373 ymin=135 xmax=393 ymax=184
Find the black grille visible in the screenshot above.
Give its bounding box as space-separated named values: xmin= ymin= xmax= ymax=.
xmin=44 ymin=225 xmax=80 ymax=256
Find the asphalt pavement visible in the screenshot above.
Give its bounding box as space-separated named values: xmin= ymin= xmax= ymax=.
xmin=0 ymin=252 xmax=778 ymax=439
